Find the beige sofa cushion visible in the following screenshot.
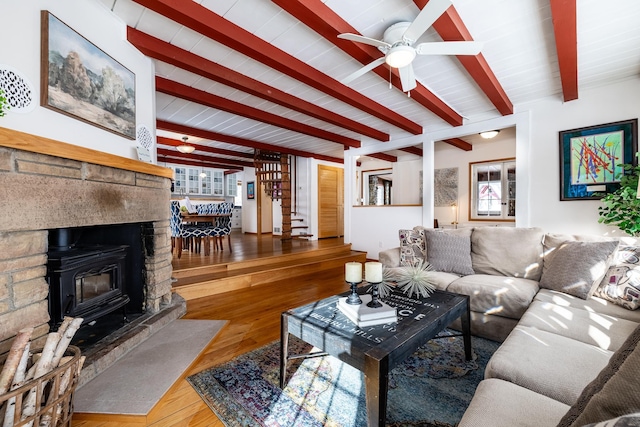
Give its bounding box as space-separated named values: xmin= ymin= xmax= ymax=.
xmin=557 ymin=324 xmax=640 ymax=427
xmin=485 ymin=325 xmax=612 ymax=405
xmin=518 ymin=300 xmax=638 ymax=351
xmin=471 ymin=227 xmax=545 ymax=280
xmin=447 ymin=274 xmax=539 ymax=319
xmin=458 ymin=379 xmax=569 ymax=427
xmin=534 ymin=289 xmax=640 ymax=323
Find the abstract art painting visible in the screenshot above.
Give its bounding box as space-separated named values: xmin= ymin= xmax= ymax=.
xmin=560 ymin=119 xmax=637 ymax=200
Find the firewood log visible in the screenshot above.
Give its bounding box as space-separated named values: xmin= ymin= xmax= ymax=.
xmin=0 ymin=327 xmax=33 ymax=394
xmin=20 ymin=332 xmax=60 ymax=425
xmin=51 ymin=318 xmax=82 ymax=368
xmin=2 ymin=342 xmax=31 ymax=427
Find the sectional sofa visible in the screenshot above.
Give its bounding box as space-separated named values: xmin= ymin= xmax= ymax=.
xmin=379 ymin=226 xmax=640 ymax=426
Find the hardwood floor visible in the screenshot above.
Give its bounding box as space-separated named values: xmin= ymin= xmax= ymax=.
xmin=73 ymin=232 xmax=354 ymax=426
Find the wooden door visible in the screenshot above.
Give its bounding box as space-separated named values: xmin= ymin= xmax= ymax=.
xmin=318 ymin=165 xmax=344 ymax=238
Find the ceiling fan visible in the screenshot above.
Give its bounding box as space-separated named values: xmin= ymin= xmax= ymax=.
xmin=338 ymin=0 xmax=482 ymax=92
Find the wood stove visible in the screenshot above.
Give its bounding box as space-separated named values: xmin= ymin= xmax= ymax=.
xmin=46 ymin=227 xmax=135 ymax=329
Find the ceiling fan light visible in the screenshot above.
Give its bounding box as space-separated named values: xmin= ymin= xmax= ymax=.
xmin=176 ymin=144 xmax=195 ymax=154
xmin=480 ymin=130 xmax=500 ymax=139
xmin=385 ymin=45 xmax=416 ymax=68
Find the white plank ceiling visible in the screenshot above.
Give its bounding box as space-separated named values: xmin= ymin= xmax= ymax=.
xmin=100 ymin=0 xmax=640 ymax=169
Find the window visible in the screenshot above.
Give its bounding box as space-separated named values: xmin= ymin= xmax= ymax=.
xmin=470 ymin=158 xmax=515 ymax=221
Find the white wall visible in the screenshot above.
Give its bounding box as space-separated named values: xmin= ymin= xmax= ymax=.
xmin=523 ymin=79 xmax=640 ymax=237
xmin=0 ymin=0 xmax=156 ymax=160
xmin=242 ymin=168 xmax=258 ymax=233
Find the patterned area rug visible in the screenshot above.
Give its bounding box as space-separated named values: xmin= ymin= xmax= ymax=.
xmin=188 ymin=330 xmax=499 ymax=427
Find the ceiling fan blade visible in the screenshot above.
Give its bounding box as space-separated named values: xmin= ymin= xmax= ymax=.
xmin=402 ymin=0 xmax=453 ymax=43
xmin=398 ymin=64 xmax=417 ymax=92
xmin=338 ymin=33 xmax=391 ymax=49
xmin=415 ymin=41 xmax=483 ymax=56
xmin=341 ymin=57 xmax=387 ymax=85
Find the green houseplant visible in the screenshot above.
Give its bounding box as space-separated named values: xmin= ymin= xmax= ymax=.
xmin=598 ymin=162 xmax=640 ymax=237
xmin=0 ymin=88 xmax=9 ymax=117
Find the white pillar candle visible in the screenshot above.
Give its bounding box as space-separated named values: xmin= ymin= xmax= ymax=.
xmin=345 ymin=262 xmax=362 ymax=283
xmin=365 ymin=261 xmax=383 ymax=283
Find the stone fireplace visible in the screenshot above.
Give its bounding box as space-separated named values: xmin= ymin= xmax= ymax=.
xmin=0 ymin=127 xmax=182 ymax=385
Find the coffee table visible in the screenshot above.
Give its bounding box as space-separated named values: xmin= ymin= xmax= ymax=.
xmin=280 ymin=287 xmax=471 ymax=427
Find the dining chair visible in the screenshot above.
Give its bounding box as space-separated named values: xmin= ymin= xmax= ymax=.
xmin=212 ymin=202 xmax=233 ymax=252
xmin=170 ymin=201 xmax=214 ymax=258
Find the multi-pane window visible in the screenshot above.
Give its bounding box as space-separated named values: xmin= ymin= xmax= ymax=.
xmin=470 ymin=159 xmax=515 ymax=220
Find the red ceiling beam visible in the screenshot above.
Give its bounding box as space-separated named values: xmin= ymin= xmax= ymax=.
xmin=368 ymin=153 xmax=398 ymax=162
xmin=274 ymin=0 xmax=465 ymax=126
xmin=127 ymin=28 xmax=389 ymax=142
xmin=156 ymin=77 xmax=360 ymax=148
xmin=157 ymin=155 xmax=241 ymax=172
xmin=157 ymin=148 xmax=254 ymax=168
xmin=400 ymin=146 xmax=423 ymax=156
xmin=441 ymin=138 xmax=472 ymax=151
xmin=550 ymin=0 xmax=578 ymax=101
xmin=414 ymin=0 xmax=513 ymax=116
xmin=157 ymin=120 xmax=343 ymax=164
xmin=157 ymin=136 xmax=254 ymax=159
xmin=131 ymin=0 xmax=422 ymax=135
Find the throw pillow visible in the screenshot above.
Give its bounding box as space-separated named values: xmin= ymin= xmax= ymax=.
xmin=539 ymin=240 xmax=618 ymax=299
xmin=593 ymin=245 xmax=640 ymax=310
xmin=556 ymin=324 xmax=640 ymax=427
xmin=424 ymin=230 xmax=474 ymax=276
xmin=580 ymin=413 xmax=640 ymax=427
xmin=399 ymin=228 xmax=425 ymax=267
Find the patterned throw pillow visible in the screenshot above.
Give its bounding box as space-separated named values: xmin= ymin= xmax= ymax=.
xmin=424 ymin=230 xmax=474 ymax=276
xmin=594 ymin=246 xmax=640 ymax=310
xmin=539 ymin=240 xmax=619 ymax=299
xmin=581 ymin=413 xmax=640 ymax=427
xmin=399 ymin=229 xmax=425 ymax=267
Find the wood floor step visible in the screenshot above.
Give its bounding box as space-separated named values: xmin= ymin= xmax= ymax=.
xmin=171 ymin=244 xmax=354 ymax=280
xmin=172 ymin=250 xmax=366 ymax=301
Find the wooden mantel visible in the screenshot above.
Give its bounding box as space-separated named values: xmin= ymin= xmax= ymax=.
xmin=0 ymin=126 xmax=173 ymax=179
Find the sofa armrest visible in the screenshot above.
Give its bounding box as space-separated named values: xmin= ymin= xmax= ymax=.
xmin=379 ymin=247 xmax=401 ymax=267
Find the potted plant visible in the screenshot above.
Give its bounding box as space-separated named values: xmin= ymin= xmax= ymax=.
xmin=598 ymin=162 xmax=640 ymax=237
xmin=0 ymin=88 xmax=9 ymax=117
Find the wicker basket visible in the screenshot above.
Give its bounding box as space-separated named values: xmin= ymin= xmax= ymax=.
xmin=0 ymin=345 xmax=82 ymax=427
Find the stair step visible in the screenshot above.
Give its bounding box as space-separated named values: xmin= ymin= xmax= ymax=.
xmin=291 ymin=225 xmax=308 ymax=229
xmin=172 ymin=245 xmax=364 ymax=300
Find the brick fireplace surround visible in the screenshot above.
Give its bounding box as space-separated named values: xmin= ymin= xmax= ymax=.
xmin=0 ymin=127 xmax=184 ymax=385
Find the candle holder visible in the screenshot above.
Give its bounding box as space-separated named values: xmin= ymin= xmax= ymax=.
xmin=346 ymin=281 xmax=363 ymax=305
xmin=367 ymin=282 xmax=383 ymax=308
